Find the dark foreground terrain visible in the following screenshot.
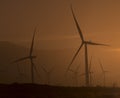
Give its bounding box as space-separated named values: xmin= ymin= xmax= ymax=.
xmin=0 ymin=83 xmax=120 ymax=98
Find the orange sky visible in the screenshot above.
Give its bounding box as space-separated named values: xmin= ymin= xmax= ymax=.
xmin=1 ymin=0 xmax=120 ymax=86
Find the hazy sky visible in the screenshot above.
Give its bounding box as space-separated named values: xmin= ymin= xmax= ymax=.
xmin=1 ymin=0 xmax=120 ymax=86
xmin=0 ymin=0 xmax=120 ymax=49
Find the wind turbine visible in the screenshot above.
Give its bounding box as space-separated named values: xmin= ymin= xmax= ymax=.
xmin=67 ymin=5 xmax=109 ymax=86
xmin=99 ymin=60 xmax=109 ymax=87
xmin=12 ymin=27 xmax=38 ymax=84
xmin=41 ymin=65 xmax=54 ymax=85
xmin=69 ymin=65 xmax=80 ymax=86
xmin=16 ymin=63 xmax=26 ymax=82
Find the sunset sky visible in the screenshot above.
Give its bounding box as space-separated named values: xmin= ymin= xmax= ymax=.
xmin=1 ymin=0 xmax=120 ymax=86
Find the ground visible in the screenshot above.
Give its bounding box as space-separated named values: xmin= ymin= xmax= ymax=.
xmin=0 ymin=83 xmax=120 ymax=98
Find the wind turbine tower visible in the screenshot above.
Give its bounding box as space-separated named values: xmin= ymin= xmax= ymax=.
xmin=89 ymin=56 xmax=94 ymax=86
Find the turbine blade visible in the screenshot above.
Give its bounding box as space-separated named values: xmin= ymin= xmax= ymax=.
xmin=41 ymin=65 xmax=48 ymax=73
xmin=88 ymin=42 xmax=109 ymax=46
xmin=70 ymin=5 xmax=84 ymax=41
xmin=67 ymin=43 xmax=83 ymax=71
xmin=76 ymin=65 xmax=80 ymax=72
xmin=30 ymin=26 xmax=37 ymax=56
xmin=12 ymin=56 xmax=30 ymax=63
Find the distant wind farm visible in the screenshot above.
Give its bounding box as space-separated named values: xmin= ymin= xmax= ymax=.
xmin=1 ymin=0 xmax=120 ymax=97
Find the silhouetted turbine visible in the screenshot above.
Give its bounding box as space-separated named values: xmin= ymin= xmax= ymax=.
xmin=16 ymin=64 xmax=27 ymax=82
xmin=41 ymin=65 xmax=54 ymax=85
xmin=69 ymin=65 xmax=80 ymax=86
xmin=67 ymin=5 xmax=109 ymax=86
xmin=99 ymin=60 xmax=109 ymax=87
xmin=12 ymin=27 xmax=38 ymax=84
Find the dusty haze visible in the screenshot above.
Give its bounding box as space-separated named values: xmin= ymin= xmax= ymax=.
xmin=0 ymin=0 xmax=120 ymax=87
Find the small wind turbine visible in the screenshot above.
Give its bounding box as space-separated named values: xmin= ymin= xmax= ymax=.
xmin=99 ymin=60 xmax=109 ymax=87
xmin=12 ymin=27 xmax=38 ymax=84
xmin=69 ymin=65 xmax=80 ymax=86
xmin=16 ymin=63 xmax=26 ymax=82
xmin=67 ymin=4 xmax=109 ymax=86
xmin=89 ymin=56 xmax=94 ymax=86
xmin=41 ymin=65 xmax=54 ymax=85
